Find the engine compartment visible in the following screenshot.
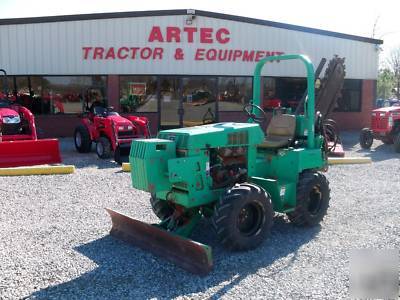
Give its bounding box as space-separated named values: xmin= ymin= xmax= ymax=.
xmin=209 ymin=146 xmax=247 ymax=189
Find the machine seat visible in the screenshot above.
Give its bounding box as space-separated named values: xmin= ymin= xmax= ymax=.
xmin=258 ymin=114 xmax=296 ymax=149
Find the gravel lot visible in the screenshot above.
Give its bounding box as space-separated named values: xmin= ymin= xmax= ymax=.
xmin=0 ymin=131 xmax=399 ymax=299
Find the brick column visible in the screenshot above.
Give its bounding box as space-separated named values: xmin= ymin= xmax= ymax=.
xmin=107 ymin=75 xmax=120 ymax=111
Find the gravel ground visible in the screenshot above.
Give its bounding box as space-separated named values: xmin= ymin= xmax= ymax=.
xmin=0 ymin=131 xmax=399 ymax=299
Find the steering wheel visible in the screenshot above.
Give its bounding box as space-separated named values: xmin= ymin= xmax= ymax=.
xmin=243 ymin=103 xmax=267 ymax=123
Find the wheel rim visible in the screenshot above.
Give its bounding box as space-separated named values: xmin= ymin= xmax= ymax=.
xmin=96 ymin=142 xmax=104 ymax=156
xmin=308 ymin=185 xmax=323 ymax=216
xmin=363 ymin=132 xmax=373 ymax=146
xmin=75 ymin=132 xmax=82 ymax=147
xmin=236 ymin=202 xmax=263 ymax=236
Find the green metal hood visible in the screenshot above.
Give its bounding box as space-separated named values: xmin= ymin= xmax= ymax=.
xmin=158 ymin=122 xmax=264 ymax=150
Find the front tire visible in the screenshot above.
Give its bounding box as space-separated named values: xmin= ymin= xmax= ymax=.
xmin=96 ymin=136 xmax=112 ymax=159
xmin=150 ymin=195 xmax=174 ymax=221
xmin=287 ymin=172 xmax=330 ymax=226
xmin=381 ymin=137 xmax=393 ymax=144
xmin=211 ymin=183 xmax=274 ymax=251
xmin=74 ymin=125 xmax=92 ymax=153
xmin=114 ymin=146 xmax=122 ymax=165
xmin=359 ymin=128 xmax=373 ymax=149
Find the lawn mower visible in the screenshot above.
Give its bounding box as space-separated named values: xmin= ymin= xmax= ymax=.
xmin=0 ymin=69 xmax=61 ymax=168
xmin=106 ymin=54 xmax=331 ymax=275
xmin=74 ymin=99 xmax=151 ymax=164
xmin=359 ymin=104 xmax=400 ymax=152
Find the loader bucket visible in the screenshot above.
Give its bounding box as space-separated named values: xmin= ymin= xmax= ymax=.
xmin=0 ymin=139 xmax=61 ymax=168
xmin=106 ymin=208 xmax=213 ymax=276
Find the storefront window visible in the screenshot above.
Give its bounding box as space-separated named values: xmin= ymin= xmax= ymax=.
xmin=119 ymin=76 xmax=157 ymax=112
xmin=263 ymin=77 xmax=306 ymax=111
xmin=41 ymin=76 xmax=106 ymax=114
xmin=182 ymin=77 xmax=216 ymax=126
xmin=218 ymin=77 xmax=252 ymax=111
xmin=0 ymin=75 xmax=14 ymax=98
xmin=7 ymin=76 xmax=107 ymax=115
xmin=335 ymin=79 xmax=362 ymax=112
xmin=13 ymin=76 xmax=34 ymax=110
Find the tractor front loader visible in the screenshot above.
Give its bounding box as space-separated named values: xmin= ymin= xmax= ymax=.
xmin=107 ymin=55 xmax=331 ymax=275
xmin=0 ymin=69 xmax=61 ymax=168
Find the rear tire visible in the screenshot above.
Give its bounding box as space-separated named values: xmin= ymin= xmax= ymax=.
xmin=287 ymin=172 xmax=330 ymax=226
xmin=150 ymin=195 xmax=174 ymax=221
xmin=359 ymin=128 xmax=373 ymax=149
xmin=96 ymin=136 xmax=112 ymax=159
xmin=394 ymin=133 xmax=400 ymax=153
xmin=114 ymin=146 xmax=122 ymax=165
xmin=381 ymin=137 xmax=393 ymax=144
xmin=211 ymin=183 xmax=274 ymax=251
xmin=74 ymin=125 xmax=92 ymax=153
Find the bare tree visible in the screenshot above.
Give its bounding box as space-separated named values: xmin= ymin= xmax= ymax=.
xmin=387 ymin=47 xmax=400 ymax=99
xmin=372 ymin=15 xmax=380 ymax=38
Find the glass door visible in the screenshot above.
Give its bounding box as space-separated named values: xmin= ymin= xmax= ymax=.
xmin=181 ymin=77 xmax=217 ymax=127
xmin=159 ymin=77 xmax=181 ymax=129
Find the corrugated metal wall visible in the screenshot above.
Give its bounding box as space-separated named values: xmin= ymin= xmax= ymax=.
xmin=0 ymin=14 xmax=379 ymax=78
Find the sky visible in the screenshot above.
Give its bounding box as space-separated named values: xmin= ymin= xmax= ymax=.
xmin=1 ymin=0 xmax=399 ymax=66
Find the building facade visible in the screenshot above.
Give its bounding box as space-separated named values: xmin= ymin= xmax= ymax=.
xmin=0 ymin=9 xmax=383 ymax=137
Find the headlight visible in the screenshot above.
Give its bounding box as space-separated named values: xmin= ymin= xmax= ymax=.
xmin=118 ymin=125 xmax=133 ymax=131
xmin=2 ymin=115 xmax=21 ymax=124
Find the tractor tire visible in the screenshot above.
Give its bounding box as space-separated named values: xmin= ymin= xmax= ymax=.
xmin=394 ymin=133 xmax=400 ymax=153
xmin=287 ymin=172 xmax=330 ymax=226
xmin=211 ymin=183 xmax=274 ymax=251
xmin=150 ymin=195 xmax=174 ymax=221
xmin=74 ymin=125 xmax=92 ymax=153
xmin=359 ymin=128 xmax=373 ymax=149
xmin=381 ymin=137 xmax=393 ymax=144
xmin=114 ymin=145 xmax=130 ymax=165
xmin=96 ymin=136 xmax=112 ymax=159
xmin=114 ymin=146 xmax=122 ymax=165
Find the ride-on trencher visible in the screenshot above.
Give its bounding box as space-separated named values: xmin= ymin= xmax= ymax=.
xmin=0 ymin=69 xmax=61 ymax=168
xmin=107 ymin=54 xmax=331 ymax=275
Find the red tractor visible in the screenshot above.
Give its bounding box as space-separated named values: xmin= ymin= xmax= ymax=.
xmin=74 ymin=103 xmax=150 ymax=164
xmin=0 ymin=69 xmax=61 ymax=167
xmin=359 ymin=104 xmax=400 ymax=152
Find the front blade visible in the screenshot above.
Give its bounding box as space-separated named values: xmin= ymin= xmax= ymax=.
xmin=105 ymin=208 xmax=213 ymax=276
xmin=0 ymin=139 xmax=61 ymax=168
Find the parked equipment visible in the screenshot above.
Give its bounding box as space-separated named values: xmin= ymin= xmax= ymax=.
xmin=107 ymin=55 xmax=331 ymax=275
xmin=0 ymin=69 xmax=61 ymax=168
xmin=74 ymin=102 xmax=151 ymax=164
xmin=359 ymin=105 xmax=400 ymax=152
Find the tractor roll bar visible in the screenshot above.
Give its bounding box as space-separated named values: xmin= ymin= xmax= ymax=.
xmin=251 ymin=54 xmax=315 ymax=149
xmin=0 ymin=69 xmax=8 ymax=95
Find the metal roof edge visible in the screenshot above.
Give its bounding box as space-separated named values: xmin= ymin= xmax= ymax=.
xmin=0 ymin=9 xmax=383 ymax=45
